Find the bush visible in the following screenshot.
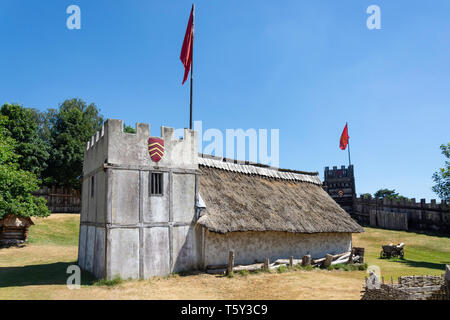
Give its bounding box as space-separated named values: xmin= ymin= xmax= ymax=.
xmin=93 ymin=276 xmax=123 ymax=287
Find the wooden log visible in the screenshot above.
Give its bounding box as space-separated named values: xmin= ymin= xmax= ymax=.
xmin=269 ymin=263 xmax=287 ymax=270
xmin=233 ymin=263 xmax=264 ymax=272
xmin=313 ymin=257 xmax=326 ymax=265
xmin=324 ymin=254 xmax=333 ymax=268
xmin=227 ymin=250 xmax=235 ymax=275
xmin=302 ymin=255 xmax=312 ymax=266
xmin=289 ymin=256 xmax=294 ymax=267
xmin=331 ymin=255 xmax=360 ymax=266
xmin=332 ymin=251 xmax=351 ymax=261
xmin=273 ymin=258 xmax=302 ymax=265
xmin=264 ymin=258 xmax=270 ymax=270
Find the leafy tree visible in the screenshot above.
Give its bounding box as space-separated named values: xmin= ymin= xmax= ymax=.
xmin=374 ymin=189 xmax=402 ymax=200
xmin=123 ymin=124 xmax=136 ymax=134
xmin=432 ymin=143 xmax=450 ymax=201
xmin=0 ymin=104 xmax=50 ymax=178
xmin=360 ymin=193 xmax=372 ymax=199
xmin=44 ymin=99 xmax=104 ymax=189
xmin=0 ymin=115 xmax=50 ymax=219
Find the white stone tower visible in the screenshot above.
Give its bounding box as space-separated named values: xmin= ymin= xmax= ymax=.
xmin=78 ymin=119 xmax=201 ymax=279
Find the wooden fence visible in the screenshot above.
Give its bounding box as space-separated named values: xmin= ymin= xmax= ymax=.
xmin=33 ymin=186 xmax=81 ymax=213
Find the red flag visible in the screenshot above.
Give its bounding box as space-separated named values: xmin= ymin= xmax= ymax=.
xmin=180 ymin=6 xmax=194 ymax=85
xmin=340 ymin=123 xmax=349 ymax=150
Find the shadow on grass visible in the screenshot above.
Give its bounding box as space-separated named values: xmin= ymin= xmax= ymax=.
xmin=386 ymin=258 xmax=450 ymax=272
xmin=0 ymin=262 xmax=96 ymax=288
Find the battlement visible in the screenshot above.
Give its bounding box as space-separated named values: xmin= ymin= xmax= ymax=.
xmin=83 ymin=119 xmax=198 ymax=175
xmin=324 ymin=165 xmax=354 ymax=179
xmin=355 ymin=195 xmax=449 ymax=209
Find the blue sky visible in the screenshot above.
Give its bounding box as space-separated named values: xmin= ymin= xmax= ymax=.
xmin=1 ymin=0 xmax=449 ymax=200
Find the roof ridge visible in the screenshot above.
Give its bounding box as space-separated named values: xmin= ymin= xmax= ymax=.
xmin=198 ymin=154 xmax=322 ymax=185
xmin=198 ymin=153 xmax=319 ymax=176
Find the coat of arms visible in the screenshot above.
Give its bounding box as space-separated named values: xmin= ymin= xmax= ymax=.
xmin=148 ymin=137 xmax=164 ymax=163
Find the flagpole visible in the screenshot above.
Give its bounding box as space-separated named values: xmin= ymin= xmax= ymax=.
xmin=189 ymin=4 xmax=195 ymax=130
xmin=347 ymin=122 xmax=351 ymax=167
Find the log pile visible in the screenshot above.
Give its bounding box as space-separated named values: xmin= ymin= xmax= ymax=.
xmin=205 ymin=248 xmax=365 ymax=274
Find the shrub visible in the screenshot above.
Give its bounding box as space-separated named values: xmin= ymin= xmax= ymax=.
xmin=93 ymin=276 xmax=123 ymax=287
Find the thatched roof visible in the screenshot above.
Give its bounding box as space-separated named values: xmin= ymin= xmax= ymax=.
xmin=197 ymin=157 xmax=363 ymax=234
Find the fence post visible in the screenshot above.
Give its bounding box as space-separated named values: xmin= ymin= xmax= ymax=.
xmin=264 ymin=258 xmax=270 ymax=270
xmin=289 ymin=256 xmax=294 ymax=267
xmin=302 ymin=255 xmax=311 ymax=266
xmin=227 ymin=250 xmax=234 ymax=275
xmin=445 ymin=265 xmax=450 ymax=298
xmin=324 ymin=254 xmax=333 ymax=268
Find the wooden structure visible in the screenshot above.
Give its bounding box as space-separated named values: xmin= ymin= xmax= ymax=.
xmin=380 ymin=243 xmax=405 ymax=259
xmin=323 ymin=165 xmax=356 ymax=215
xmin=0 ymin=215 xmax=34 ymax=245
xmin=33 ymin=186 xmax=81 ymax=213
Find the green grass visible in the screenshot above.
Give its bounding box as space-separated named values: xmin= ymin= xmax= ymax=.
xmin=93 ymin=276 xmax=123 ymax=287
xmin=353 ymin=227 xmax=450 ymax=278
xmin=326 ymin=263 xmax=368 ymax=271
xmin=1 ymin=215 xmax=449 ymax=298
xmin=28 ymin=215 xmax=80 ymax=246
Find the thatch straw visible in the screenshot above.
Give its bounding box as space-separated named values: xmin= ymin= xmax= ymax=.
xmin=197 ymin=166 xmax=364 ymax=234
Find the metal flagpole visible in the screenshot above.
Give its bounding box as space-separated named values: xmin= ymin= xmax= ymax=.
xmin=347 ymin=122 xmax=351 ymax=166
xmin=189 ymin=4 xmax=195 ymax=130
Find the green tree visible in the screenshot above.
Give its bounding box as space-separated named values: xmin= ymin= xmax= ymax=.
xmin=44 ymin=98 xmax=104 ymax=189
xmin=0 ymin=104 xmax=50 ymax=178
xmin=123 ymin=124 xmax=136 ymax=134
xmin=360 ymin=193 xmax=372 ymax=199
xmin=0 ymin=115 xmax=50 ymax=219
xmin=432 ymin=143 xmax=450 ymax=201
xmin=374 ymin=189 xmax=401 ymax=200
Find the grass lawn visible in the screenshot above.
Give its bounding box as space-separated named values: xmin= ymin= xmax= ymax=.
xmin=0 ymin=214 xmax=448 ymax=300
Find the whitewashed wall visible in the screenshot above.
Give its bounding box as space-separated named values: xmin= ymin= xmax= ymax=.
xmin=204 ymin=230 xmax=352 ymax=266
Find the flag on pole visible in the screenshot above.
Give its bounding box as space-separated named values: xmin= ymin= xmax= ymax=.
xmin=180 ymin=5 xmax=194 ymax=85
xmin=340 ymin=123 xmax=350 ymax=150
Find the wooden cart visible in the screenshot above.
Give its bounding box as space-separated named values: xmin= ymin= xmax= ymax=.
xmin=380 ymin=243 xmax=405 ymax=259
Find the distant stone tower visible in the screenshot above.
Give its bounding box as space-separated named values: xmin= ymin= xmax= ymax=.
xmin=323 ymin=165 xmax=356 ymax=215
xmin=77 ymin=119 xmax=201 ymax=280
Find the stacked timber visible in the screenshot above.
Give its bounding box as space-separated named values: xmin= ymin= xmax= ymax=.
xmin=205 ymin=249 xmax=365 ymax=274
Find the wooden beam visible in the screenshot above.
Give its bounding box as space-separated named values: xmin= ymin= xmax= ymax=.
xmin=227 ymin=250 xmax=235 ymax=275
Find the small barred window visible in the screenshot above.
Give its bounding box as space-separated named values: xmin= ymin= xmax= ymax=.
xmin=150 ymin=172 xmax=163 ymax=196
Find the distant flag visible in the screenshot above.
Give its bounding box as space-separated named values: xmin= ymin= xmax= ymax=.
xmin=340 ymin=123 xmax=349 ymax=150
xmin=340 ymin=123 xmax=351 ymax=166
xmin=180 ymin=5 xmax=194 ymax=85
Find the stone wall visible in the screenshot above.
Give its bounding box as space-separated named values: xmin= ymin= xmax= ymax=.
xmin=362 ymin=274 xmax=449 ymax=300
xmin=203 ymin=230 xmax=352 ymax=267
xmin=78 ymin=119 xmax=201 ymax=280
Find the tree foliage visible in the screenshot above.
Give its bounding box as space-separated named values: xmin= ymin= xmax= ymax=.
xmin=0 ymin=116 xmax=50 ymax=219
xmin=123 ymin=124 xmax=136 ymax=134
xmin=44 ymin=99 xmax=104 ymax=189
xmin=373 ymin=188 xmax=408 ymax=200
xmin=0 ymin=104 xmax=50 ymax=178
xmin=432 ymin=143 xmax=450 ymax=201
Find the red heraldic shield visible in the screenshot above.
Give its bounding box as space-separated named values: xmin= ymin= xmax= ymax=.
xmin=148 ymin=138 xmax=165 ymax=163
